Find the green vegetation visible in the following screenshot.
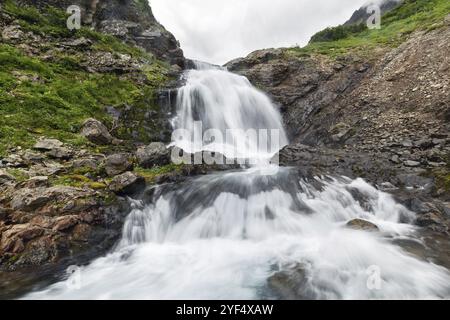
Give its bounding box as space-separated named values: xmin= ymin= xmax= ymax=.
xmin=310 ymin=24 xmax=367 ymax=43
xmin=51 ymin=174 xmax=107 ymax=189
xmin=0 ymin=2 xmax=171 ymax=157
xmin=288 ymin=0 xmax=450 ymax=59
xmin=4 ymin=168 xmax=29 ymax=182
xmin=134 ymin=164 xmax=184 ymax=183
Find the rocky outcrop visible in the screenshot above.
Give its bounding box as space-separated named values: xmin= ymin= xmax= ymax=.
xmin=227 ymin=23 xmax=450 ymax=162
xmin=109 ymin=171 xmax=145 ymax=196
xmin=15 ymin=0 xmax=185 ymax=67
xmin=136 ymin=142 xmax=170 ymax=168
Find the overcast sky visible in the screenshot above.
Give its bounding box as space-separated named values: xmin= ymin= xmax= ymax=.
xmin=149 ymin=0 xmax=370 ymax=65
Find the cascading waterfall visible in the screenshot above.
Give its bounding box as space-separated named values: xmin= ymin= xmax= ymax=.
xmin=171 ymin=62 xmax=288 ymax=162
xmin=24 ymin=64 xmax=450 ymax=300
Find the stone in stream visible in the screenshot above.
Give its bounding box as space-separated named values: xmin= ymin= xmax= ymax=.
xmin=346 ymin=219 xmax=379 ymax=231
xmin=267 ymin=264 xmax=315 ymax=300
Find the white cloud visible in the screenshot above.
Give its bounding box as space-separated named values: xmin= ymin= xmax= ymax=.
xmin=149 ymin=0 xmax=370 ymax=65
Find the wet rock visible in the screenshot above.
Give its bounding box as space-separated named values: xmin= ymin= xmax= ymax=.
xmin=80 ymin=118 xmax=114 ymax=145
xmin=267 ymin=264 xmax=314 ymax=300
xmin=416 ymin=212 xmax=447 ymax=231
xmin=396 ymin=174 xmax=434 ymax=191
xmin=105 ymin=153 xmax=133 ymax=176
xmin=346 ymin=218 xmax=379 ymax=231
xmin=109 ymin=172 xmax=145 ymax=196
xmin=136 ymin=142 xmax=170 ymax=168
xmin=33 ymin=139 xmax=64 ymax=151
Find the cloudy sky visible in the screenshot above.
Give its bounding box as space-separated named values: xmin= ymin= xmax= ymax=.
xmin=149 ymin=0 xmax=371 ymax=65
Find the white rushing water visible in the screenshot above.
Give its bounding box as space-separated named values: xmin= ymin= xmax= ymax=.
xmin=171 ymin=62 xmax=288 ymax=162
xmin=24 ymin=64 xmax=450 ymax=300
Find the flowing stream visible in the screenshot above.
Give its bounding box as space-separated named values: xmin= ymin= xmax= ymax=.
xmin=24 ymin=64 xmax=450 ymax=299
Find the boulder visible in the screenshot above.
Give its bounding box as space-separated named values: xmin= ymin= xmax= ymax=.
xmin=346 ymin=218 xmax=379 ymax=231
xmin=22 ymin=176 xmax=49 ymax=189
xmin=0 ymin=169 xmax=15 ymax=185
xmin=33 ymin=138 xmax=64 ymax=151
xmin=109 ymin=172 xmax=145 ymax=196
xmin=47 ymin=147 xmax=73 ymax=160
xmin=105 ymin=153 xmax=134 ymax=176
xmin=80 ymin=118 xmax=114 ymax=145
xmin=267 ymin=264 xmax=314 ymax=300
xmin=136 ymin=142 xmax=170 ymax=168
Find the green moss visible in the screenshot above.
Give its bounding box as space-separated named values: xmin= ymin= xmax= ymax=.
xmin=50 ymin=174 xmax=107 ymax=190
xmin=5 ymin=168 xmax=29 ymax=182
xmin=0 ymin=2 xmax=171 ymax=157
xmin=3 ymin=0 xmax=71 ymax=37
xmin=134 ymin=164 xmax=184 ymax=183
xmin=288 ymin=0 xmax=450 ymax=59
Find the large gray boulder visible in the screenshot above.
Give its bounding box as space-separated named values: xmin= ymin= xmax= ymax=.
xmin=80 ymin=118 xmax=114 ymax=145
xmin=105 ymin=153 xmax=134 ymax=176
xmin=33 ymin=138 xmax=64 ymax=151
xmin=136 ymin=142 xmax=170 ymax=168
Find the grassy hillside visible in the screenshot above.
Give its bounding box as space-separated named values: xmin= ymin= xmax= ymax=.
xmin=0 ymin=1 xmax=171 ymax=157
xmin=288 ymin=0 xmax=450 ymax=58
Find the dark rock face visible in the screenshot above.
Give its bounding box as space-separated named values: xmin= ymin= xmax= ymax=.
xmin=109 ymin=171 xmax=145 ymax=196
xmin=16 ymin=0 xmax=185 ymax=67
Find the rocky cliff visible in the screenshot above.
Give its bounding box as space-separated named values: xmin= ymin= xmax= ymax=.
xmin=14 ymin=0 xmax=185 ymax=67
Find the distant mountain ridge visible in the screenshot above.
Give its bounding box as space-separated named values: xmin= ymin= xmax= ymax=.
xmin=344 ymin=0 xmax=403 ymax=26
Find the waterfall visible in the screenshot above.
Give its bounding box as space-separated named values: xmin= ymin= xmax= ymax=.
xmin=171 ymin=62 xmax=288 ymax=162
xmin=24 ymin=64 xmax=450 ymax=300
